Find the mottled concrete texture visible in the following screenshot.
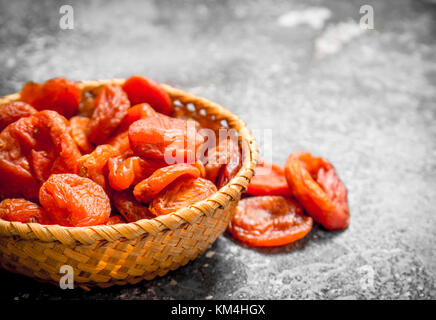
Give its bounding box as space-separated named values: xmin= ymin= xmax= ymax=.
xmin=0 ymin=0 xmax=435 ymax=300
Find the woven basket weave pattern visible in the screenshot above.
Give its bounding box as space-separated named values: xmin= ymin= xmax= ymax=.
xmin=0 ymin=79 xmax=258 ymax=289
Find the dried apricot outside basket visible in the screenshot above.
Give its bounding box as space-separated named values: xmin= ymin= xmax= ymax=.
xmin=0 ymin=79 xmax=258 ymax=289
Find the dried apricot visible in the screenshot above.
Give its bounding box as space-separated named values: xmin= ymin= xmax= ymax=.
xmin=216 ymin=137 xmax=242 ymax=188
xmin=149 ymin=177 xmax=217 ymax=216
xmin=107 ymin=155 xmax=138 ymax=191
xmin=122 ymin=75 xmax=173 ymax=115
xmin=39 ymin=173 xmax=111 ymax=227
xmin=20 ymin=77 xmax=81 ymax=119
xmin=246 ymin=159 xmax=292 ymax=197
xmin=228 ymin=196 xmax=313 ymax=247
xmin=0 ymin=198 xmax=51 ymax=224
xmin=115 ymin=103 xmax=157 ymax=135
xmin=0 ymin=110 xmax=81 ymax=200
xmin=0 ymin=102 xmax=37 ymax=131
xmin=203 ymin=136 xmax=240 ymax=184
xmin=87 ymin=84 xmax=130 ymax=145
xmin=108 ymin=153 xmax=165 ymax=191
xmin=203 ymin=138 xmax=228 ymax=183
xmin=112 ymin=189 xmax=154 ymax=222
xmin=133 ymin=163 xmax=200 ymax=203
xmin=69 ymin=116 xmax=93 ymax=154
xmin=78 ymin=144 xmax=119 ymax=190
xmin=107 ymin=131 xmax=131 ymax=154
xmin=193 ymin=160 xmax=206 ymax=178
xmin=284 ymin=151 xmax=349 ymax=230
xmin=106 ymin=103 xmax=158 ymax=154
xmin=128 ymin=114 xmax=204 ymax=163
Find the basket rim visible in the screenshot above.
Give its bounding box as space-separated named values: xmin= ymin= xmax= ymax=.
xmin=0 ymin=78 xmax=258 ymax=245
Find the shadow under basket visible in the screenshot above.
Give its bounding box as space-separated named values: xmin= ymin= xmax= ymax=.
xmin=0 ymin=79 xmax=258 ymax=289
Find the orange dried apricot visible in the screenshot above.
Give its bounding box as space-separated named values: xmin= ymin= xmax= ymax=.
xmin=122 ymin=75 xmax=173 ymax=115
xmin=0 ymin=110 xmax=81 ymax=200
xmin=0 ymin=101 xmax=37 ymax=131
xmin=228 ymin=196 xmax=313 ymax=247
xmin=246 ymin=159 xmax=292 ymax=197
xmin=78 ymin=144 xmax=119 ymax=190
xmin=106 ymin=103 xmax=158 ymax=154
xmin=203 ymin=138 xmax=229 ymax=183
xmin=111 ymin=189 xmax=154 ymax=222
xmin=0 ymin=198 xmax=51 ymax=224
xmin=87 ymin=84 xmax=130 ymax=145
xmin=39 ymin=173 xmax=111 ymax=227
xmin=128 ymin=114 xmax=204 ymax=163
xmin=284 ymin=151 xmax=349 ymax=230
xmin=69 ymin=116 xmax=93 ymax=154
xmin=133 ymin=163 xmax=200 ymax=203
xmin=149 ymin=177 xmax=217 ymax=216
xmin=107 ymin=131 xmax=131 ymax=154
xmin=193 ymin=159 xmax=206 ymax=178
xmin=20 ymin=77 xmax=81 ymax=119
xmin=108 ymin=153 xmax=165 ymax=191
xmin=115 ymin=103 xmax=157 ymax=135
xmin=216 ymin=137 xmax=242 ymax=189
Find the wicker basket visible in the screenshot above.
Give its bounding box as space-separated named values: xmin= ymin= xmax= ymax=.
xmin=0 ymin=79 xmax=258 ymax=289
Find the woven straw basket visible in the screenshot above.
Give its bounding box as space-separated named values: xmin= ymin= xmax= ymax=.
xmin=0 ymin=79 xmax=258 ymax=289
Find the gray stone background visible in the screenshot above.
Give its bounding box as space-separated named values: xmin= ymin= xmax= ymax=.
xmin=0 ymin=0 xmax=435 ymax=300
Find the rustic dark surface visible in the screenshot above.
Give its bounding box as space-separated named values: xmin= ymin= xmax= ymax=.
xmin=0 ymin=0 xmax=436 ymax=300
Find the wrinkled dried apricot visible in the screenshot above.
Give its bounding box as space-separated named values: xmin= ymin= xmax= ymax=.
xmin=106 ymin=103 xmax=158 ymax=154
xmin=78 ymin=144 xmax=119 ymax=190
xmin=203 ymin=136 xmax=239 ymax=184
xmin=128 ymin=114 xmax=204 ymax=163
xmin=133 ymin=163 xmax=200 ymax=203
xmin=193 ymin=160 xmax=206 ymax=178
xmin=112 ymin=189 xmax=154 ymax=222
xmin=107 ymin=155 xmax=138 ymax=191
xmin=107 ymin=131 xmax=131 ymax=154
xmin=149 ymin=177 xmax=217 ymax=216
xmin=87 ymin=84 xmax=130 ymax=145
xmin=284 ymin=151 xmax=349 ymax=230
xmin=122 ymin=75 xmax=173 ymax=115
xmin=228 ymin=196 xmax=313 ymax=247
xmin=246 ymin=159 xmax=292 ymax=197
xmin=115 ymin=103 xmax=157 ymax=135
xmin=0 ymin=198 xmax=51 ymax=224
xmin=39 ymin=173 xmax=111 ymax=227
xmin=203 ymin=139 xmax=227 ymax=183
xmin=69 ymin=116 xmax=93 ymax=154
xmin=0 ymin=110 xmax=81 ymax=200
xmin=0 ymin=102 xmax=37 ymax=131
xmin=216 ymin=137 xmax=242 ymax=189
xmin=20 ymin=77 xmax=81 ymax=119
xmin=108 ymin=153 xmax=165 ymax=191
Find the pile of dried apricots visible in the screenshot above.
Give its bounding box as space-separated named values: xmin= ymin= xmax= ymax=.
xmin=230 ymin=153 xmax=349 ymax=247
xmin=0 ymin=75 xmax=349 ymax=248
xmin=0 ymin=76 xmax=226 ymax=227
